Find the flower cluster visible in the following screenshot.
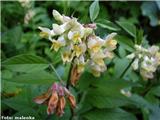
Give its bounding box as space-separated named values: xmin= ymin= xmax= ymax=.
xmin=127 ymin=45 xmax=160 ymax=80
xmin=34 ymin=83 xmax=76 ymax=117
xmin=39 ymin=10 xmax=117 ymax=79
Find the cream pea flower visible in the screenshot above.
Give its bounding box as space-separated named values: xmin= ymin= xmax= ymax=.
xmin=39 ymin=9 xmax=118 ymax=80
xmin=51 ymin=36 xmax=66 ymax=52
xmin=89 ymin=61 xmax=106 ymax=77
xmin=83 ymin=27 xmax=93 ymax=37
xmin=148 ymin=45 xmax=159 ymax=55
xmin=75 ymin=55 xmax=86 ymax=73
xmin=105 ymin=33 xmax=117 ymax=51
xmin=52 ymin=10 xmax=63 ymax=23
xmin=38 ymin=26 xmax=55 ymax=38
xmin=127 ymin=53 xmax=135 ymax=59
xmin=90 ymin=51 xmax=106 ymax=66
xmin=68 ymin=31 xmax=82 ymax=44
xmin=74 ymin=43 xmax=86 ymax=57
xmin=132 ymin=58 xmax=139 ymax=70
xmin=68 ymin=24 xmax=84 ymax=44
xmin=61 ymin=46 xmax=75 ymax=63
xmin=127 ymin=44 xmax=160 ymax=80
xmin=103 ymin=48 xmax=114 ymax=59
xmin=52 ymin=24 xmax=66 ymax=35
xmin=87 ymin=35 xmax=104 ymax=53
xmin=61 ymin=51 xmax=74 ymax=63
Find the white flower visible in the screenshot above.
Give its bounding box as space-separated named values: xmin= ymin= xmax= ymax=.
xmin=120 ymin=89 xmax=131 ymax=97
xmin=89 ymin=61 xmax=106 ymax=77
xmin=39 ymin=9 xmax=118 ymax=78
xmin=68 ymin=30 xmax=83 ymax=43
xmin=61 ymin=50 xmax=74 ymax=63
xmin=148 ymin=45 xmax=159 ymax=55
xmin=141 ymin=56 xmax=156 ymax=72
xmin=52 ymin=24 xmax=65 ymax=35
xmin=103 ymin=49 xmax=114 ymax=59
xmin=127 ymin=44 xmax=160 ymax=80
xmin=74 ymin=43 xmax=86 ymax=57
xmin=52 ymin=10 xmax=63 ymax=23
xmin=51 ymin=35 xmax=66 ymax=51
xmin=126 ymin=53 xmax=135 ymax=59
xmin=135 ymin=45 xmax=148 ymax=53
xmin=132 ymin=58 xmax=139 ymax=70
xmin=83 ymin=28 xmax=93 ymax=37
xmin=62 ymin=15 xmax=71 ymax=23
xmin=105 ymin=32 xmax=117 ymax=41
xmin=75 ymin=55 xmax=86 ymax=73
xmin=90 ymin=50 xmax=106 ymax=66
xmin=87 ymin=36 xmax=104 ymax=53
xmin=140 ymin=70 xmax=153 ymax=80
xmin=105 ymin=33 xmax=117 ymax=51
xmin=38 ymin=26 xmax=55 ymax=38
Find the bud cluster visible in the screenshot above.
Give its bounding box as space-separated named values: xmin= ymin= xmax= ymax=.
xmin=34 ymin=83 xmax=76 ymax=117
xmin=39 ymin=10 xmax=117 ymax=77
xmin=127 ymin=45 xmax=160 ymax=80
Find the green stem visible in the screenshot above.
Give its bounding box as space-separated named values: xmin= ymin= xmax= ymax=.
xmin=66 ymin=63 xmax=73 ymax=89
xmin=49 ymin=64 xmax=65 ymax=85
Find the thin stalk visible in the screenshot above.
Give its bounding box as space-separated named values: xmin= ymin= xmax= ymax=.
xmin=66 ymin=63 xmax=73 ymax=89
xmin=49 ymin=64 xmax=65 ymax=85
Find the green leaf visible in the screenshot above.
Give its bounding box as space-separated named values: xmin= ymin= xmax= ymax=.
xmin=4 ymin=71 xmax=56 ymax=84
xmin=2 ymin=97 xmax=30 ymax=111
xmin=2 ymin=54 xmax=49 ymax=73
xmin=136 ymin=29 xmax=144 ymax=45
xmin=89 ymin=1 xmax=100 ymax=22
xmin=1 ymin=26 xmax=22 ymax=44
xmin=149 ymin=86 xmax=160 ymax=97
xmin=127 ymin=94 xmax=152 ymax=110
xmin=84 ymin=75 xmax=132 ymax=108
xmin=44 ymin=48 xmax=61 ymax=65
xmin=114 ymin=58 xmax=130 ymax=78
xmin=116 ymin=35 xmax=134 ymax=52
xmin=83 ymin=108 xmax=137 ymax=120
xmin=13 ymin=108 xmax=41 ymax=120
xmin=85 ymin=94 xmax=131 ymax=108
xmin=118 ymin=46 xmax=127 ymax=58
xmin=96 ymin=19 xmax=121 ymax=31
xmin=116 ymin=21 xmax=136 ymax=38
xmin=77 ymin=72 xmax=94 ymax=91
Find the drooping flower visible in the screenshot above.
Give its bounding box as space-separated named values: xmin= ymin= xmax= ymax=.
xmin=34 ymin=82 xmax=76 ymax=117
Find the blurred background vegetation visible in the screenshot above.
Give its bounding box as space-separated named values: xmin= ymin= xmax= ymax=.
xmin=1 ymin=1 xmax=160 ymax=120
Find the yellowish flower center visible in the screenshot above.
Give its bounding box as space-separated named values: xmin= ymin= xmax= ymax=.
xmin=40 ymin=32 xmax=49 ymax=38
xmin=62 ymin=52 xmax=72 ymax=63
xmin=73 ymin=33 xmax=81 ymax=43
xmin=74 ymin=45 xmax=82 ymax=57
xmin=94 ymin=58 xmax=105 ymax=66
xmin=51 ymin=41 xmax=61 ymax=52
xmin=91 ymin=69 xmax=100 ymax=77
xmin=106 ymin=39 xmax=117 ymax=47
xmin=91 ymin=44 xmax=101 ymax=53
xmin=77 ymin=63 xmax=85 ymax=73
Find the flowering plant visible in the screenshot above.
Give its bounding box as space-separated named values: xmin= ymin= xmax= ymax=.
xmin=1 ymin=1 xmax=160 ymax=120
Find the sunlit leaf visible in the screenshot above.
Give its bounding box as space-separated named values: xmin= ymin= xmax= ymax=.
xmin=2 ymin=54 xmax=49 ymax=73
xmin=89 ymin=1 xmax=100 ymax=22
xmin=4 ymin=71 xmax=56 ymax=84
xmin=96 ymin=19 xmax=121 ymax=31
xmin=116 ymin=21 xmax=136 ymax=38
